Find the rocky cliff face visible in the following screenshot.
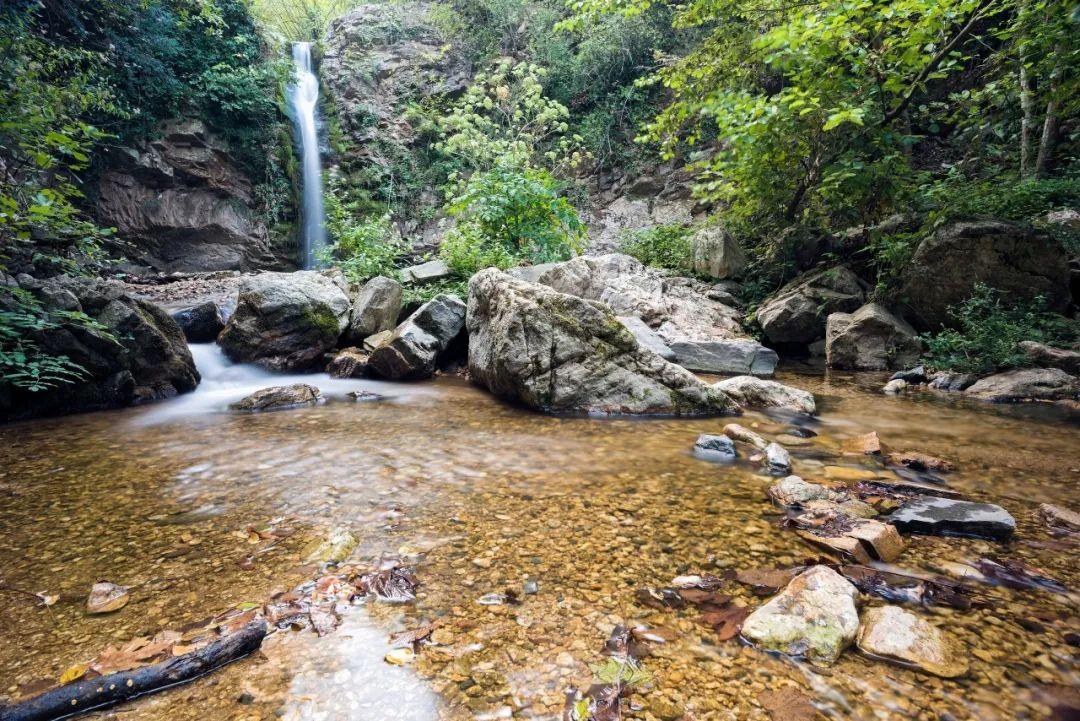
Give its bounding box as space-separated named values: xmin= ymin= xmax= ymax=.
xmin=97 ymin=120 xmax=285 ymax=273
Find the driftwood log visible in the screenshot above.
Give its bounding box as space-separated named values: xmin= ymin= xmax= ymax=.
xmin=0 ymin=620 xmax=267 ymax=721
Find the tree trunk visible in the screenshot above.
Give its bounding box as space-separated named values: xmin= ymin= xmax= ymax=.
xmin=1019 ymin=62 xmax=1035 ymax=179
xmin=1034 ymin=85 xmax=1059 ymax=178
xmin=0 ymin=621 xmax=267 ymax=721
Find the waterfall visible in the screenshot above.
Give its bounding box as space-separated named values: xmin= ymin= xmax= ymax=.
xmin=288 ymin=42 xmax=327 ymax=269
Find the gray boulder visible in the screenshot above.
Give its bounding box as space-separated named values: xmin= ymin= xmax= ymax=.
xmin=826 ymin=303 xmax=921 ymax=371
xmin=368 ymin=294 xmax=466 ymax=380
xmin=668 ymin=339 xmax=779 ymax=376
xmin=171 ymin=300 xmax=225 ymax=343
xmin=756 ymin=266 xmax=867 ymax=345
xmin=963 ymin=368 xmax=1079 ymax=403
xmin=691 ymin=223 xmax=746 ymax=280
xmin=1 ymin=276 xmax=199 ymax=421
xmin=712 ymin=376 xmax=816 ymax=415
xmin=898 ymin=220 xmax=1070 ymax=331
xmin=928 ymin=371 xmax=978 ymax=392
xmin=218 ymin=271 xmax=351 ymax=371
xmin=347 ymin=276 xmax=402 ymax=344
xmin=229 ymin=383 xmax=324 ymax=412
xmin=402 ymin=259 xmax=452 ymax=284
xmin=466 ymin=269 xmax=737 ymax=415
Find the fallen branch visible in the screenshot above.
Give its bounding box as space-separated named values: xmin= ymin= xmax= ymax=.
xmin=0 ymin=620 xmax=267 ymax=721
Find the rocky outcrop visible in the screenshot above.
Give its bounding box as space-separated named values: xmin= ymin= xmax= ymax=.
xmin=756 ymin=266 xmax=868 ymax=346
xmin=322 ymin=4 xmax=470 ymax=231
xmin=228 ymin=384 xmax=324 ymax=412
xmin=466 ymin=269 xmax=737 ymax=415
xmin=218 ymin=271 xmax=351 ymax=371
xmin=1 ymin=276 xmax=199 ymax=421
xmin=857 ymin=606 xmax=968 ymax=678
xmin=741 ymin=566 xmax=860 ymax=665
xmin=346 ymin=276 xmax=403 ymax=345
xmin=898 ymin=220 xmax=1070 ymax=330
xmin=171 ymin=301 xmax=226 ymax=343
xmin=691 ymin=223 xmax=746 ymax=280
xmin=963 ymin=368 xmax=1079 ymax=403
xmin=712 ymin=376 xmax=816 ymax=415
xmin=826 ymin=303 xmax=921 ymax=371
xmin=368 ymin=294 xmax=466 ymax=380
xmin=585 ymin=196 xmax=695 ymax=254
xmin=616 ymin=316 xmax=676 ymax=361
xmin=97 ymin=120 xmax=279 ymax=272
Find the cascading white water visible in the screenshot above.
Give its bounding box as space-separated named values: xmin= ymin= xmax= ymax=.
xmin=288 ymin=42 xmax=327 ymax=269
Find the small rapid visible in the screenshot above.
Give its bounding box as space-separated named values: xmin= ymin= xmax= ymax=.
xmin=132 ymin=344 xmax=428 ymax=424
xmin=288 ymin=41 xmax=328 ymax=269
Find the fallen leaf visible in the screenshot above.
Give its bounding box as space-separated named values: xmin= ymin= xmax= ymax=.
xmin=35 ymin=592 xmax=59 ymax=607
xmin=91 ymin=630 xmax=181 ymax=674
xmin=58 ymin=663 xmax=88 ymax=684
xmin=974 ymin=558 xmax=1069 ymax=594
xmin=86 ymin=582 xmax=130 ymax=614
xmin=735 ymin=567 xmax=801 ymax=595
xmin=389 ymin=622 xmax=436 ymax=649
xmin=355 ymin=566 xmax=416 ymax=602
xmin=759 ymin=686 xmax=820 ymax=721
xmin=699 ymin=605 xmax=750 ymax=641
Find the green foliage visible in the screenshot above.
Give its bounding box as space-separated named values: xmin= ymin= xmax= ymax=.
xmin=920 ymin=284 xmax=1078 ymax=374
xmin=618 ymin=223 xmax=693 ymax=273
xmin=323 ymin=185 xmax=408 ymax=282
xmin=590 ymin=658 xmax=653 ymax=686
xmin=250 ymin=0 xmax=362 ymax=41
xmin=441 ymin=161 xmax=585 ymax=275
xmin=436 ymin=59 xmax=588 ymax=175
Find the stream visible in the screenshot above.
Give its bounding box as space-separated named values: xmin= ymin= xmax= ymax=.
xmin=0 ymin=349 xmax=1077 ymax=720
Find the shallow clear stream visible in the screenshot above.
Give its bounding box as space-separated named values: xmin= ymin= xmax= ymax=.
xmin=1 ymin=349 xmax=1077 ymax=720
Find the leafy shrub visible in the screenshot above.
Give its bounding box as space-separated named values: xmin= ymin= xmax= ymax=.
xmin=323 ymin=186 xmax=408 ymax=282
xmin=440 ymin=161 xmax=585 ymax=275
xmin=920 ymin=284 xmax=1078 ymax=375
xmin=617 ymin=223 xmax=693 ymax=273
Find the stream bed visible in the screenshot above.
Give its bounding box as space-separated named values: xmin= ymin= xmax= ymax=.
xmin=1 ymin=348 xmax=1077 ymax=720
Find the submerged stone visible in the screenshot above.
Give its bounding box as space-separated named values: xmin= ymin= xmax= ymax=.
xmin=889 ymin=496 xmax=1016 ymax=541
xmin=693 ymin=434 xmax=737 ymax=462
xmin=763 ymin=443 xmax=793 ymax=475
xmin=741 ymin=566 xmax=860 ymax=665
xmin=768 ymin=476 xmax=840 ymax=507
xmin=229 ymin=384 xmax=324 ymax=412
xmin=857 ymin=605 xmax=969 ymax=678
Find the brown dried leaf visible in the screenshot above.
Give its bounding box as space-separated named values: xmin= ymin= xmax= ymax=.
xmin=735 ymin=567 xmax=801 ymax=595
xmin=699 ymin=605 xmax=750 ymax=641
xmin=355 ymin=566 xmax=417 ymax=602
xmin=91 ymin=630 xmax=181 ymax=675
xmin=759 ymin=686 xmax=820 ymax=721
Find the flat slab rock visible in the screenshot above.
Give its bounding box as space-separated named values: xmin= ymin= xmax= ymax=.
xmin=889 ymin=496 xmax=1015 ymax=541
xmin=668 ymin=339 xmax=779 ymax=376
xmin=857 ymin=605 xmax=969 ymax=678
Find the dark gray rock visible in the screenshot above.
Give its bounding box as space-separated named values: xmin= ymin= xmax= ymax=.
xmin=763 ymin=442 xmax=792 ymax=475
xmin=928 ymin=371 xmax=978 ymax=392
xmin=347 ymin=276 xmax=402 ymax=344
xmin=1 ymin=276 xmax=199 ymax=422
xmin=218 ymin=271 xmax=351 ymax=371
xmin=693 ymin=434 xmax=737 ymax=462
xmin=368 ymin=294 xmax=466 ymax=380
xmin=889 ymin=497 xmax=1016 ymax=541
xmin=898 ymin=220 xmax=1070 ymax=331
xmin=668 ymin=339 xmax=779 ymax=376
xmin=171 ymin=301 xmax=225 ymax=343
xmin=229 ymin=384 xmax=323 ymax=412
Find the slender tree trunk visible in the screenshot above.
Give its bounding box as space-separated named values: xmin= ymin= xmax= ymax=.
xmin=1019 ymin=62 xmax=1035 ymax=179
xmin=1034 ymin=53 xmax=1062 ymax=178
